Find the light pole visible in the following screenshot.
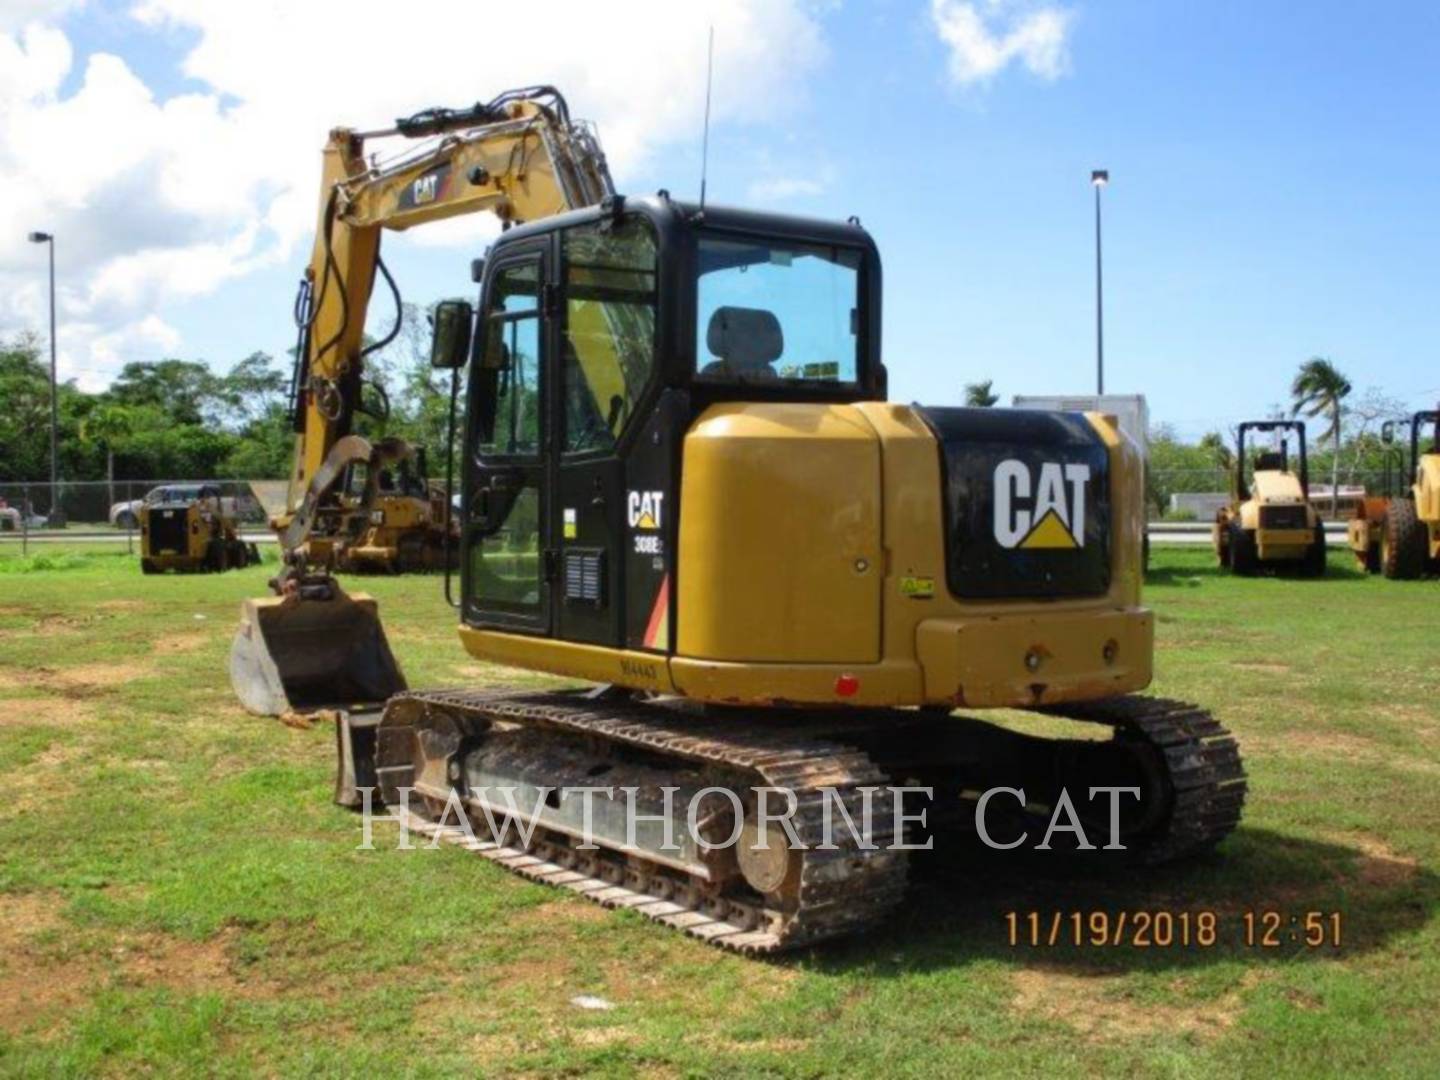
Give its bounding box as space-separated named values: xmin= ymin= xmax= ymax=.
xmin=27 ymin=231 xmax=62 ymax=525
xmin=1090 ymin=169 xmax=1108 ymax=396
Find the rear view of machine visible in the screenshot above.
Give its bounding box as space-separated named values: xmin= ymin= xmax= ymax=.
xmin=1214 ymin=421 xmax=1327 ymax=576
xmin=231 ymin=87 xmax=1246 ymax=953
xmin=140 ymin=484 xmax=260 ymax=575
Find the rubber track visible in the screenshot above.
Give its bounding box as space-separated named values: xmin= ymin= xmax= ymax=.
xmin=1035 ymin=695 xmax=1248 ymax=863
xmin=387 ymin=689 xmax=910 ymax=953
xmin=379 ymin=691 xmax=1243 ymax=951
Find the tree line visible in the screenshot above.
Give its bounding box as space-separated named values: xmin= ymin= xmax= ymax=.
xmin=0 ymin=303 xmax=456 ymax=486
xmin=1 ymin=323 xmax=1418 ymax=511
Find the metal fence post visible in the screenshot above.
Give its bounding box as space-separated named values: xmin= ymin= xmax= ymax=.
xmin=21 ymin=484 xmax=29 ymax=557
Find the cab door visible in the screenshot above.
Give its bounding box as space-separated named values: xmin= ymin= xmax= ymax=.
xmin=463 ymin=243 xmax=553 ymax=633
xmin=553 ymin=217 xmax=662 ymax=646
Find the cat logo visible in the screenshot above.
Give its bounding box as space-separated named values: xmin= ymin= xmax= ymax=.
xmin=412 ymin=173 xmax=439 ymax=205
xmin=993 ymin=460 xmax=1091 ymax=550
xmin=627 ymin=490 xmax=664 ymax=530
xmin=400 ymin=163 xmax=450 ymax=209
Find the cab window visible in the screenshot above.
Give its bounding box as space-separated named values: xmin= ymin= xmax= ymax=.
xmin=560 ymin=218 xmax=658 ymax=454
xmin=695 ymin=234 xmax=861 ymax=385
xmin=476 ymin=260 xmax=542 ymax=457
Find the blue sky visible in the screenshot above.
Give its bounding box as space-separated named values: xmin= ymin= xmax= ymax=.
xmin=4 ymin=1 xmax=1438 ymax=440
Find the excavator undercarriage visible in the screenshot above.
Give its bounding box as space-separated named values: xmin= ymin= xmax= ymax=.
xmin=331 ymin=690 xmax=1245 ymax=952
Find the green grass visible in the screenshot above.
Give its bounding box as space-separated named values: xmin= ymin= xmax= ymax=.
xmin=0 ymin=545 xmax=1436 ymax=1077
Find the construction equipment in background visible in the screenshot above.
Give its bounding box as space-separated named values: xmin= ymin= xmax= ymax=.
xmin=303 ymin=448 xmax=457 ymax=574
xmin=1214 ymin=420 xmax=1327 ymax=576
xmin=141 ymin=484 xmax=260 ymax=574
xmin=230 ymin=87 xmax=1245 ymax=953
xmin=1348 ymin=409 xmax=1440 ymax=578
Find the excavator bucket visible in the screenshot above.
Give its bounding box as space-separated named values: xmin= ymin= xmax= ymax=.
xmin=230 ymin=586 xmax=407 ymax=716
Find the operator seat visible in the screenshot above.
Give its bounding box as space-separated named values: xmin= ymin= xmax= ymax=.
xmin=1254 ymin=451 xmax=1285 ymax=472
xmin=702 ymin=306 xmax=783 ymax=379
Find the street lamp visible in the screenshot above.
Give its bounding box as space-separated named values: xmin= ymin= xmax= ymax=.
xmin=1090 ymin=170 xmax=1108 ymax=396
xmin=27 ymin=231 xmax=63 ymax=526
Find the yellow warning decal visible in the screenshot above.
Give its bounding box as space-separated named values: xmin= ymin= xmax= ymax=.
xmin=1020 ymin=509 xmax=1080 ymax=549
xmin=899 ymin=576 xmax=935 ymax=598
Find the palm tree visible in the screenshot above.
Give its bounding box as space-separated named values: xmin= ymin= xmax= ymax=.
xmin=964 ymin=379 xmax=999 ymax=407
xmin=1291 ymin=357 xmax=1352 ymax=516
xmin=81 ymin=403 xmax=135 ymax=512
xmin=1199 ymin=431 xmax=1234 ymax=473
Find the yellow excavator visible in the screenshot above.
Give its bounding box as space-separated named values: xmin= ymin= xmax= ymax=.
xmin=229 ymin=87 xmax=1246 ymax=952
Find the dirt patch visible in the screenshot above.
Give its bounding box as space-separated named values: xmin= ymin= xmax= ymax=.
xmin=0 ymin=611 xmax=100 ymax=640
xmin=1245 ymin=729 xmax=1440 ymax=778
xmin=0 ymin=892 xmax=64 ymax=943
xmin=0 ymin=661 xmax=153 ymax=701
xmin=112 ymin=926 xmax=274 ymax=998
xmin=1326 ymin=832 xmax=1420 ymax=891
xmin=0 ymin=912 xmax=279 ymax=1036
xmin=97 ymin=600 xmax=145 ymax=612
xmin=572 ymin=1024 xmax=637 ymax=1048
xmin=0 ymin=697 xmax=96 ymax=726
xmin=1231 ymin=661 xmax=1291 ymax=674
xmin=1010 ymin=967 xmax=1266 ymax=1043
xmin=0 ymin=892 xmax=86 ymax=1034
xmin=153 ymin=633 xmax=208 ymax=655
xmin=508 ymin=899 xmax=611 ymax=931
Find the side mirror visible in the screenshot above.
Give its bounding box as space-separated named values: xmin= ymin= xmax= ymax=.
xmin=1381 ymin=421 xmax=1395 ymax=445
xmin=430 ymin=299 xmax=473 ymax=369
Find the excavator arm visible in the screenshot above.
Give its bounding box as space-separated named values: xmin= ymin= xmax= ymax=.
xmin=284 ymin=86 xmax=612 ymax=562
xmin=233 ymin=87 xmax=611 ymax=717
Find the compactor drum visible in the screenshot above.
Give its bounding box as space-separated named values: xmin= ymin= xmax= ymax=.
xmin=232 ymin=91 xmax=1245 ymax=951
xmin=1213 ymin=421 xmax=1327 ymax=576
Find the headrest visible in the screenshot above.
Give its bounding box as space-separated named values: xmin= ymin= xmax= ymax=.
xmin=705 ymin=306 xmax=783 ymax=371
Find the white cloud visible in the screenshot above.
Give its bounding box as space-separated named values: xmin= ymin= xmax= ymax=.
xmin=930 ymin=0 xmax=1073 ymax=86
xmin=0 ymin=0 xmax=81 ymax=33
xmin=0 ymin=1 xmax=829 ymax=384
xmin=747 ymin=176 xmax=828 ymax=203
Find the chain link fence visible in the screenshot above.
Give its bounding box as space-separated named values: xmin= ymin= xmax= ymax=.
xmin=0 ymin=479 xmax=282 ymax=555
xmin=0 ymin=466 xmax=1407 ymax=554
xmin=1150 ymin=468 xmax=1397 ymax=521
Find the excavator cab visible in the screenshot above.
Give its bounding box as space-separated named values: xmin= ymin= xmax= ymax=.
xmin=429 ymin=195 xmax=884 ymax=658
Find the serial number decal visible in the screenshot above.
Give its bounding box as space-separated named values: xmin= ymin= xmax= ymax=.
xmin=619 ymin=658 xmax=660 ymax=682
xmin=1005 ymin=911 xmax=1343 ymax=949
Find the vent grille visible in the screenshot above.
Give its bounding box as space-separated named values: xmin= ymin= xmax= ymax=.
xmin=1259 ymin=505 xmax=1308 ymax=530
xmin=564 ymin=548 xmax=605 ymax=606
xmin=148 ymin=509 xmax=189 ymax=553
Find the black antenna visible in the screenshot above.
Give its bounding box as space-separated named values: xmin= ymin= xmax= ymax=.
xmin=699 ymin=25 xmax=714 ymax=209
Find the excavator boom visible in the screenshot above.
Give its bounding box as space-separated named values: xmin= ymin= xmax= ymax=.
xmin=232 ymin=87 xmax=610 ymax=716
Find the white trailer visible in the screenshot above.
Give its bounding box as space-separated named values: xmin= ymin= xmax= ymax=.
xmin=1011 ymin=394 xmax=1149 ymax=459
xmin=1012 ymin=394 xmax=1152 ymax=563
